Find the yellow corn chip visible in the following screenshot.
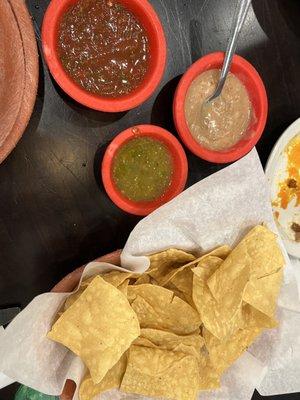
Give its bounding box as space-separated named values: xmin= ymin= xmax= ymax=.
xmin=134 ymin=337 xmax=202 ymax=363
xmin=242 ymin=304 xmax=278 ymax=329
xmin=81 ymin=276 xmax=95 ymax=287
xmin=48 ymin=276 xmax=140 ymax=384
xmin=117 ymin=279 xmax=129 ymax=296
xmin=179 ymin=245 xmax=231 ymax=272
xmin=148 ymin=249 xmax=196 ymax=284
xmin=120 ymin=345 xmax=199 ymax=400
xmin=166 ymin=267 xmax=195 ymax=307
xmin=165 ymin=281 xmax=189 ymax=302
xmin=206 ymin=254 xmax=250 ymax=304
xmin=243 ymin=268 xmax=283 ymax=317
xmin=64 ymin=276 xmax=97 ymax=311
xmin=140 ymin=328 xmax=204 ymax=349
xmin=203 ymin=326 xmax=261 ymax=374
xmin=204 ymin=245 xmax=231 ymax=260
xmin=133 ymin=328 xmax=204 ymax=362
xmin=101 ymin=271 xmax=132 ymax=287
xmin=133 ymin=337 xmax=156 ymax=347
xmin=64 ymin=286 xmax=86 ymax=311
xmin=198 ymin=356 xmax=221 ymax=390
xmin=64 ymin=271 xmax=131 ymax=311
xmin=128 ymin=284 xmax=201 ymax=334
xmin=207 ymin=226 xmax=284 ymax=302
xmin=134 ymin=274 xmax=151 ymax=285
xmin=193 ymin=257 xmax=245 ymax=340
xmin=192 ymin=256 xmax=224 ymax=282
xmin=64 ymin=272 xmax=131 ymax=311
xmin=160 ymin=246 xmax=231 ymax=287
xmin=79 ymin=352 xmax=127 ymax=400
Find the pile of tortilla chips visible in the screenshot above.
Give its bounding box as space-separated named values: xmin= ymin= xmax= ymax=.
xmin=47 ymin=225 xmax=284 ymax=400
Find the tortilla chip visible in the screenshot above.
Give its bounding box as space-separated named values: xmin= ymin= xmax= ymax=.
xmin=133 ymin=337 xmax=156 ymax=348
xmin=48 ymin=276 xmax=140 ymax=384
xmin=79 ymin=352 xmax=127 ymax=400
xmin=193 ymin=256 xmax=224 ymax=281
xmin=53 ymin=311 xmax=63 ymax=324
xmin=243 ymin=268 xmax=283 ymax=317
xmin=207 ymin=255 xmax=250 ymax=304
xmin=181 ymin=245 xmax=231 ymax=271
xmin=203 ymin=326 xmax=261 ymax=374
xmin=64 ymin=273 xmax=131 ymax=311
xmin=101 ymin=271 xmax=132 ymax=287
xmin=127 ymin=284 xmax=201 ymax=335
xmin=207 ymin=226 xmax=284 ymax=303
xmin=120 ymin=345 xmax=199 ymax=400
xmin=199 ymin=245 xmax=231 ymax=260
xmin=193 ymin=257 xmax=245 ymax=340
xmin=140 ymin=328 xmax=204 ymax=349
xmin=133 ymin=328 xmax=204 ymax=362
xmin=166 ymin=267 xmax=195 ymax=307
xmin=64 ymin=276 xmax=97 ymax=311
xmin=198 ymin=357 xmax=221 ymax=390
xmin=242 ymin=304 xmax=278 ymax=329
xmin=134 ymin=274 xmax=151 ymax=285
xmin=134 ymin=338 xmax=202 ymax=363
xmin=117 ymin=279 xmax=129 ymax=296
xmin=81 ymin=276 xmax=95 ymax=287
xmin=160 ymin=246 xmax=231 ymax=287
xmin=147 ymin=249 xmax=196 ymax=284
xmin=165 ymin=281 xmax=189 ymax=303
xmin=64 ymin=286 xmax=86 ymax=311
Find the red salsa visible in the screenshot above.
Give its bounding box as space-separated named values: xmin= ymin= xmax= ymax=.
xmin=58 ymin=0 xmax=150 ymax=97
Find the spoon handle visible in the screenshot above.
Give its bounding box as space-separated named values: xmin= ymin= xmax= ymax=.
xmin=211 ymin=0 xmax=252 ymax=101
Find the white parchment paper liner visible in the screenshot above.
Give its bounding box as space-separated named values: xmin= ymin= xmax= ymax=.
xmin=0 ymin=149 xmax=299 ymax=398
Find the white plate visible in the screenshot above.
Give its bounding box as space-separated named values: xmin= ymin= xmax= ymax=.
xmin=265 ymin=118 xmax=300 ymax=258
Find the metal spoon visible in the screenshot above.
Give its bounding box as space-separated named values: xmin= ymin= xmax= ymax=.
xmin=206 ymin=0 xmax=252 ymax=103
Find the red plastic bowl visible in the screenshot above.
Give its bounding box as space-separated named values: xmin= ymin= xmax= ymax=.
xmin=173 ymin=52 xmax=268 ymax=163
xmin=42 ymin=0 xmax=166 ymax=112
xmin=102 ymin=125 xmax=188 ymax=216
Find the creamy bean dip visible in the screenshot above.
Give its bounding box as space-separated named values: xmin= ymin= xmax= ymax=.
xmin=184 ymin=69 xmax=252 ymax=151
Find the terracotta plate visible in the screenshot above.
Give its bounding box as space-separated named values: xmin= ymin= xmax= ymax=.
xmin=0 ymin=0 xmax=25 ymax=154
xmin=0 ymin=0 xmax=39 ymax=164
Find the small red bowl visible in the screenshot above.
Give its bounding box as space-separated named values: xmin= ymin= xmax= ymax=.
xmin=42 ymin=0 xmax=166 ymax=112
xmin=173 ymin=52 xmax=268 ymax=163
xmin=102 ymin=125 xmax=188 ymax=216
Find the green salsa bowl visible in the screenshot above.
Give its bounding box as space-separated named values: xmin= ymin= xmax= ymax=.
xmin=102 ymin=125 xmax=188 ymax=215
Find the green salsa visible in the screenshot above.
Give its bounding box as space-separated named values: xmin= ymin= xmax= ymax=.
xmin=112 ymin=136 xmax=173 ymax=202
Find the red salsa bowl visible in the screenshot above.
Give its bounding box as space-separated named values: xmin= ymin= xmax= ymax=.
xmin=173 ymin=52 xmax=268 ymax=163
xmin=101 ymin=125 xmax=188 ymax=216
xmin=42 ymin=0 xmax=167 ymax=112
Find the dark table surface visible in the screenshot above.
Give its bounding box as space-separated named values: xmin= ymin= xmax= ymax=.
xmin=1 ymin=0 xmax=300 ymax=398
